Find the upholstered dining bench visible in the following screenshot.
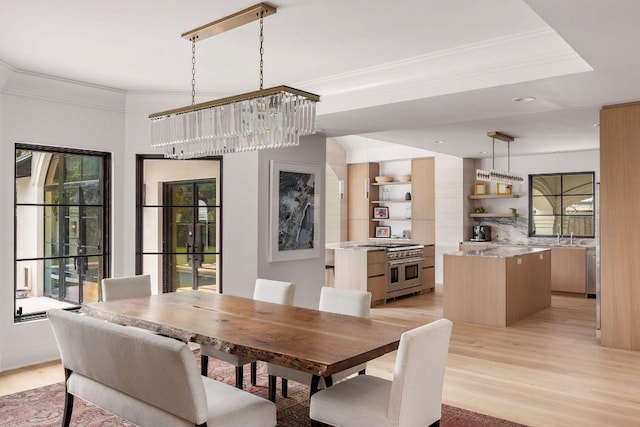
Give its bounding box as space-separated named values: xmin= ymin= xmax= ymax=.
xmin=47 ymin=309 xmax=276 ymax=427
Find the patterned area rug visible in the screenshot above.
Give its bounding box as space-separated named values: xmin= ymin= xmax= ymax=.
xmin=0 ymin=355 xmax=527 ymax=426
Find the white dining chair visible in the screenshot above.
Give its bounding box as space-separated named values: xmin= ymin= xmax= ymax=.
xmin=200 ymin=278 xmax=295 ymax=388
xmin=101 ymin=274 xmax=152 ymax=301
xmin=267 ymin=287 xmax=372 ymax=402
xmin=101 ymin=275 xmax=158 ymax=336
xmin=310 ymin=318 xmax=453 ymax=427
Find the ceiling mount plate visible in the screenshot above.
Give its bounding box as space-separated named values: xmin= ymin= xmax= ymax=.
xmin=487 ymin=131 xmax=515 ymax=142
xmin=181 ymin=3 xmax=277 ymax=42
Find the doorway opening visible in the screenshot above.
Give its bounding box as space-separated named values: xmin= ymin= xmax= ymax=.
xmin=136 ymin=156 xmax=222 ymax=293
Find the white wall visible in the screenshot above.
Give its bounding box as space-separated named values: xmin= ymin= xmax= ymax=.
xmin=256 ymin=135 xmax=327 ymax=309
xmin=0 ymin=70 xmax=126 ymax=370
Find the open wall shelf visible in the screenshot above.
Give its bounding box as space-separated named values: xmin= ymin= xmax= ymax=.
xmin=468 ymin=194 xmax=519 ymax=200
xmin=469 ymin=213 xmax=517 ymax=218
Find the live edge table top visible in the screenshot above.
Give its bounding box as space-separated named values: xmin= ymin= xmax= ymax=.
xmin=82 ymin=290 xmax=410 ymax=377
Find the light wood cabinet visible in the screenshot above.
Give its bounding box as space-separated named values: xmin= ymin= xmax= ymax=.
xmin=422 ymin=244 xmax=435 ymax=292
xmin=347 ymin=158 xmax=434 ymax=243
xmin=411 ymin=157 xmax=435 ymax=244
xmin=551 ymin=247 xmax=587 ymax=293
xmin=443 ymin=250 xmax=551 ymax=327
xmin=411 ymin=158 xmax=434 ymax=220
xmin=347 ymin=163 xmax=379 ymax=241
xmin=334 ymin=249 xmax=387 ymax=306
xmin=600 ymin=101 xmax=640 ymax=350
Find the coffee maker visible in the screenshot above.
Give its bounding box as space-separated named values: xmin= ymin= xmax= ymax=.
xmin=471 ymin=225 xmax=492 ymax=241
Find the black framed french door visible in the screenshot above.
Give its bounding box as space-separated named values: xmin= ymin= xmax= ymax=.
xmin=162 ymin=179 xmax=218 ymax=292
xmin=135 ymin=155 xmax=222 ymax=294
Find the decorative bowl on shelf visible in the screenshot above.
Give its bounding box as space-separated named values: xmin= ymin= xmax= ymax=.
xmin=397 ymin=174 xmax=411 ymax=182
xmin=375 ymin=176 xmax=393 ymax=183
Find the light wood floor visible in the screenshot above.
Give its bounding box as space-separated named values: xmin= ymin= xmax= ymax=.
xmin=2 ymin=285 xmax=639 ymax=427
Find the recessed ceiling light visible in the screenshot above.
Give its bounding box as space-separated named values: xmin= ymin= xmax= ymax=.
xmin=479 ymin=151 xmax=488 ymax=154
xmin=434 ymin=140 xmax=445 ymax=144
xmin=593 ymin=123 xmax=600 ymax=127
xmin=512 ymin=96 xmax=536 ymax=103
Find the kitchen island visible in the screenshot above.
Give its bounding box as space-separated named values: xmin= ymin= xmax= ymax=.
xmin=327 ymin=241 xmax=432 ymax=305
xmin=443 ymin=246 xmax=551 ymax=326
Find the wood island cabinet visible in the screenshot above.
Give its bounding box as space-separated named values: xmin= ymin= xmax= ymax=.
xmin=422 ymin=244 xmax=435 ymax=292
xmin=334 ymin=249 xmax=387 ymax=306
xmin=443 ymin=248 xmax=551 ymax=327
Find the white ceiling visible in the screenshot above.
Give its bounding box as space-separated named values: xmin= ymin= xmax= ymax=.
xmin=1 ymin=0 xmax=638 ymax=158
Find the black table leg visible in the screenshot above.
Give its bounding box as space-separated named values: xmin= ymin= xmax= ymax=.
xmin=268 ymin=374 xmax=277 ymax=402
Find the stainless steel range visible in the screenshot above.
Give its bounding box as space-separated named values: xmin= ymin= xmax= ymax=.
xmin=362 ymin=243 xmax=425 ymax=300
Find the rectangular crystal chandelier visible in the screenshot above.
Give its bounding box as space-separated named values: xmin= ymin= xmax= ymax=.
xmin=150 ymin=86 xmax=318 ymax=159
xmin=149 ymin=3 xmax=320 ymax=159
xmin=475 ymin=131 xmax=524 ymax=185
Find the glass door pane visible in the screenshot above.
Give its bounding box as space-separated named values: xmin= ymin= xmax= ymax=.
xmin=139 ymin=157 xmax=221 ymax=294
xmin=195 ymin=181 xmax=218 ymax=291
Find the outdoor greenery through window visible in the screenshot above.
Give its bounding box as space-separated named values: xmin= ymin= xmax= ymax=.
xmin=15 ymin=145 xmax=110 ymax=321
xmin=529 ymin=172 xmax=595 ymax=238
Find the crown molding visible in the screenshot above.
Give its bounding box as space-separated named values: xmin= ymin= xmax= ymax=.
xmin=1 ymin=66 xmax=126 ymax=113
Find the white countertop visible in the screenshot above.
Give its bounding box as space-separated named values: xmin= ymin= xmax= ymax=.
xmin=460 ymin=240 xmax=595 ymax=249
xmin=448 ymin=246 xmax=551 ymax=258
xmin=326 ymin=240 xmax=417 ymax=251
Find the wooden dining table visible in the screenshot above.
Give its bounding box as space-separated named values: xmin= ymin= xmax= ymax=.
xmin=82 ymin=290 xmax=410 ymax=400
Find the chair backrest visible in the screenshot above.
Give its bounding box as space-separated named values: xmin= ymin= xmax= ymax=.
xmin=318 ymin=286 xmax=371 ymax=317
xmin=48 ymin=309 xmax=208 ymax=425
xmin=388 ymin=318 xmax=453 ymax=426
xmin=253 ymin=278 xmax=295 ymax=305
xmin=101 ymin=274 xmax=151 ymax=301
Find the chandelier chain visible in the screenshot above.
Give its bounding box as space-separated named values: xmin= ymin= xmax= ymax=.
xmin=191 ymin=38 xmax=196 ymax=105
xmin=259 ymin=12 xmax=264 ymax=90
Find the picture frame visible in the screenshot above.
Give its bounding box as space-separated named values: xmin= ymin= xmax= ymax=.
xmin=474 ymin=182 xmax=487 ymax=195
xmin=373 ymin=206 xmax=389 ymax=219
xmin=375 ymin=225 xmax=391 ymax=238
xmin=496 ymin=183 xmax=508 ymax=195
xmin=269 ymin=160 xmax=321 ymax=262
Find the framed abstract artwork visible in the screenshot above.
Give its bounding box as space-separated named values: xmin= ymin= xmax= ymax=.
xmin=269 ymin=160 xmax=321 ymax=262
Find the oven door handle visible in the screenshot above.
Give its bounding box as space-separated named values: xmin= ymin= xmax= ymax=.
xmin=388 ymin=257 xmax=425 ymax=265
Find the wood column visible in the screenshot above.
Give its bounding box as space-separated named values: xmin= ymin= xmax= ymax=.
xmin=600 ymin=101 xmax=640 ymax=350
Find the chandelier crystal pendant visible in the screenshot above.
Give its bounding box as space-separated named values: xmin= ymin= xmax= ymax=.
xmin=475 ymin=131 xmax=524 ymax=185
xmin=149 ymin=3 xmax=320 ymax=159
